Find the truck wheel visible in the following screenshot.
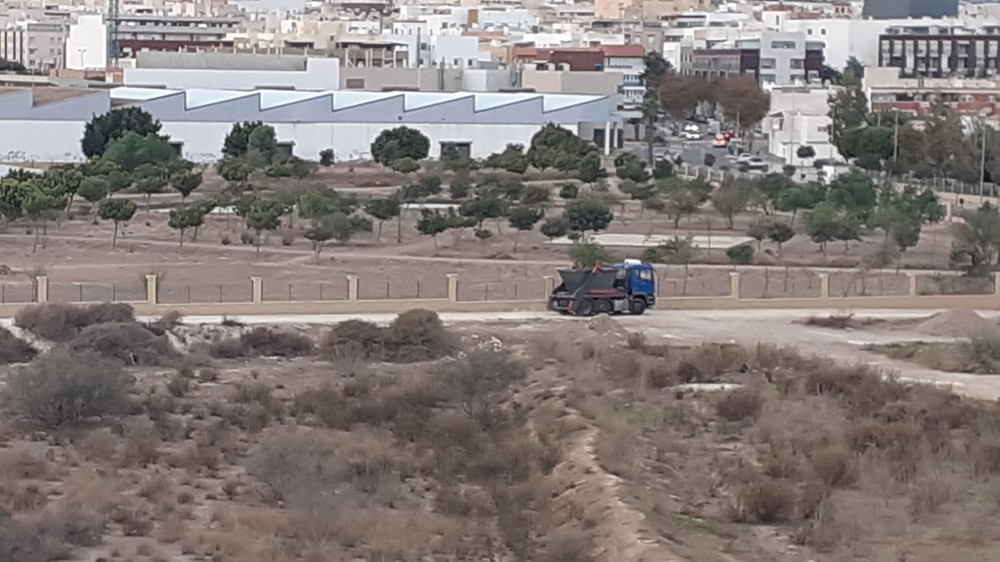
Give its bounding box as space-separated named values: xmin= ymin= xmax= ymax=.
xmin=576 ymin=299 xmax=594 ymax=316
xmin=594 ymin=299 xmax=612 ymax=315
xmin=629 ymin=299 xmax=647 ymax=315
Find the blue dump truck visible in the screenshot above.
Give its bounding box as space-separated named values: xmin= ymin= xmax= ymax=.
xmin=548 ymin=259 xmax=657 ymax=316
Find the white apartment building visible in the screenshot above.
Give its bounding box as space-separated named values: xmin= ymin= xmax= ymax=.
xmin=763 ymin=86 xmax=838 ymax=164
xmin=0 ymin=22 xmax=68 ymax=71
xmin=64 ymin=14 xmax=107 ymax=70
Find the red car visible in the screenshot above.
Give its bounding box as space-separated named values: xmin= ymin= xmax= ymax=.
xmin=711 ymin=135 xmax=729 ymax=148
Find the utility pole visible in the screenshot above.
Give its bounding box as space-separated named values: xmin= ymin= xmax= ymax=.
xmin=892 ymin=111 xmax=900 ymax=163
xmin=980 ymin=119 xmax=988 ymax=204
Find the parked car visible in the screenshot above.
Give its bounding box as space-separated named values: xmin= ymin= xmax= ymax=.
xmin=682 ymin=130 xmax=702 ymax=140
xmin=711 ymin=135 xmax=729 ymax=148
xmin=682 ymin=123 xmax=700 ymax=133
xmin=738 ymin=157 xmax=769 ymax=172
xmin=736 ymin=152 xmax=754 ymax=164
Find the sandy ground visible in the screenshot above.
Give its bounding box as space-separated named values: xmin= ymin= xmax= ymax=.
xmin=170 ymin=308 xmax=1000 ymax=402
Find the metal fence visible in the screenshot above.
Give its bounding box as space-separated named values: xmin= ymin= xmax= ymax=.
xmin=158 ymin=283 xmax=252 ymax=305
xmin=48 ymin=282 xmax=146 ymax=304
xmin=0 ymin=284 xmax=34 ymax=304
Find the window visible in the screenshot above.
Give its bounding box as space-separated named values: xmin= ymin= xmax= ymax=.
xmin=276 ymin=142 xmax=295 ymax=161
xmin=760 ymin=57 xmax=776 ymax=69
xmin=760 ymin=73 xmax=776 ymax=84
xmin=790 ymin=58 xmax=804 ymax=70
xmin=770 ymin=41 xmax=796 ymax=50
xmin=820 ymin=28 xmax=827 ymax=36
xmin=440 ymin=141 xmax=471 ymax=159
xmin=345 ymin=78 xmax=365 ymax=89
xmin=638 ymin=269 xmax=653 ymax=281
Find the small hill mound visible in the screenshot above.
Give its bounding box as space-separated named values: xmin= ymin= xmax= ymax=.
xmin=916 ymin=310 xmax=998 ymax=338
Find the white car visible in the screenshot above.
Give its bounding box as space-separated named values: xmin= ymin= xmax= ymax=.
xmin=682 ymin=123 xmax=700 ymax=133
xmin=682 ymin=130 xmax=701 ymax=140
xmin=736 ymin=153 xmax=754 ymax=164
xmin=740 ymin=157 xmax=769 ymax=172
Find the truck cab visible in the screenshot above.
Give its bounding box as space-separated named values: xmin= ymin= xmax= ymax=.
xmin=549 ymin=259 xmax=657 ymax=316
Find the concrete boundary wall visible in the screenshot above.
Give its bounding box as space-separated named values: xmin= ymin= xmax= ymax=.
xmin=1 ymin=272 xmax=999 ymax=318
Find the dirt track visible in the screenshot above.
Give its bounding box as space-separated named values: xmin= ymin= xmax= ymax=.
xmin=169 ymin=308 xmax=1000 ymax=402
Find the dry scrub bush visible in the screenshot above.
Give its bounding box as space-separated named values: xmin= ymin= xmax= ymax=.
xmin=112 ymin=506 xmax=153 ymax=536
xmin=0 ymin=447 xmax=50 ymax=481
xmin=0 ymin=511 xmax=49 ymax=562
xmin=7 ymin=350 xmax=132 ymax=426
xmin=34 ymin=506 xmax=106 ymax=546
xmin=730 ymin=477 xmax=796 ymax=523
xmin=444 ymin=351 xmax=527 ymax=429
xmin=246 ymin=431 xmax=344 ymax=513
xmin=77 ymin=429 xmax=120 ymax=462
xmin=14 ymin=302 xmax=134 ymax=342
xmin=119 ymin=419 xmax=161 ymax=467
xmin=715 ymin=388 xmax=764 ymax=422
xmin=0 ymin=328 xmax=36 ymax=365
xmin=69 ymin=322 xmax=175 ymax=366
xmin=332 ymin=507 xmax=467 ymax=559
xmin=804 ymin=364 xmax=907 ymax=417
xmin=681 ymin=343 xmax=748 ymax=379
xmin=544 ymin=527 xmax=594 ymax=562
xmin=322 ymin=309 xmax=456 ymax=363
xmin=809 ymin=446 xmax=856 ymax=488
xmin=209 ymin=327 xmax=313 ymax=358
xmin=908 ymin=475 xmax=952 ymax=518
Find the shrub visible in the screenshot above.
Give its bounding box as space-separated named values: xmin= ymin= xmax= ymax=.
xmin=726 ymin=244 xmax=754 ymax=265
xmin=386 ymin=309 xmax=456 ymax=362
xmin=731 ymin=477 xmax=795 ymax=523
xmin=14 ymin=302 xmax=135 ymax=342
xmin=809 ymin=446 xmax=855 ymax=487
xmin=7 ymin=350 xmax=132 ymax=426
xmin=68 ymin=322 xmax=174 ymax=366
xmin=37 ymin=507 xmax=105 ymax=546
xmin=544 ymin=527 xmax=594 ymax=562
xmin=0 ymin=328 xmax=36 ymax=365
xmin=209 ymin=328 xmax=313 ymax=359
xmin=246 ymin=432 xmax=343 ymax=510
xmin=0 ymin=512 xmax=47 ymax=562
xmin=715 ymin=388 xmax=764 ymax=422
xmin=321 ymin=310 xmax=455 ymax=363
xmin=166 ymin=374 xmax=192 ymax=398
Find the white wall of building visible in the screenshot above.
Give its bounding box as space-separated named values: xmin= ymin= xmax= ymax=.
xmin=0 ymin=121 xmax=576 ymax=163
xmin=123 ymin=58 xmax=340 ymax=90
xmin=65 ymin=15 xmax=107 ymax=70
xmin=763 ymin=88 xmax=838 ymax=164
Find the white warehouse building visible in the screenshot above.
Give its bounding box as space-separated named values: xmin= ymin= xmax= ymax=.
xmin=0 ymin=88 xmax=619 ymax=164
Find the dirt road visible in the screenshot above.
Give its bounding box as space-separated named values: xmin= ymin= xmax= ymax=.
xmin=169 ymin=308 xmax=1000 ymax=401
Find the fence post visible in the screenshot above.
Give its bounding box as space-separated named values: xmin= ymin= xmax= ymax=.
xmin=729 ymin=272 xmax=741 ymax=299
xmin=34 ymin=276 xmax=48 ymax=304
xmin=994 ymin=274 xmax=1000 ymax=297
xmin=250 ymin=277 xmax=263 ymax=304
xmin=346 ymin=275 xmax=359 ymax=301
xmin=446 ymin=274 xmax=459 ymax=303
xmin=945 ymin=200 xmax=954 ymax=222
xmin=145 ymin=274 xmax=159 ymax=305
xmin=542 ymin=275 xmax=555 ymax=300
xmin=819 ymin=273 xmax=830 ymax=299
xmin=907 ymin=274 xmax=918 ymax=297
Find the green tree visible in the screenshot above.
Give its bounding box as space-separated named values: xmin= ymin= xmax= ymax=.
xmin=577 ymin=152 xmax=606 ymax=185
xmin=82 ymin=107 xmax=162 ymax=158
xmin=484 ymin=143 xmax=530 ymax=174
xmin=247 ymin=125 xmax=278 ymax=162
xmin=775 ymin=181 xmax=825 ymax=225
xmin=614 ymin=152 xmax=650 ymax=183
xmin=527 ymin=124 xmax=596 ymax=171
xmin=391 ymin=157 xmax=421 ymax=175
xmin=222 ymin=121 xmax=264 ymax=157
xmin=640 ymin=50 xmax=671 ymax=91
xmin=641 ymin=95 xmax=660 ymax=167
xmin=569 ymin=242 xmax=614 ymax=268
xmin=711 ymin=179 xmax=751 ymax=229
xmin=449 ymin=171 xmax=473 ymax=200
xmin=364 ymin=197 xmax=401 ymax=242
xmin=170 ymin=170 xmax=203 ymax=201
xmin=459 ymin=194 xmax=508 ymax=233
xmin=23 ymin=190 xmax=65 ymax=252
xmin=825 ymin=171 xmax=877 ymax=221
xmin=507 ymin=206 xmax=544 ymax=252
xmin=77 ymin=177 xmax=110 ymax=206
xmin=746 ymin=218 xmax=770 ymax=251
xmin=319 ymin=149 xmax=335 ymax=166
xmin=559 ymin=183 xmax=580 ymax=199
xmin=644 ymin=237 xmax=698 ymax=294
xmin=370 ymin=126 xmax=431 ymax=166
xmin=217 ymin=155 xmax=254 ymax=183
xmin=804 ymin=201 xmax=857 ymax=256
xmin=326 ymin=212 xmax=372 ymax=245
xmin=416 ymin=209 xmax=450 ymax=251
xmin=828 ymin=72 xmax=870 ymax=156
xmin=241 ymin=199 xmax=284 ymax=256
xmin=520 ymin=185 xmax=551 ymax=206
xmin=726 ymin=244 xmax=754 ymax=265
xmin=950 ymin=203 xmax=1000 ymax=277
xmin=540 ymin=217 xmax=569 ymax=240
xmin=652 ymin=159 xmax=674 ymax=180
xmin=168 ymin=206 xmax=205 ymax=249
xmin=563 ymin=198 xmax=613 ymax=237
xmin=133 ymin=165 xmax=169 ymax=208
xmin=401 ymin=174 xmax=443 ymax=200
xmin=755 ymin=173 xmax=797 ymax=215
xmin=839 ymin=127 xmax=894 ymax=169
xmin=0 ymin=178 xmax=36 ymax=221
xmin=659 ymin=177 xmax=700 ymax=228
xmin=766 ymin=221 xmax=795 ymax=255
xmin=102 ymin=132 xmax=177 ymax=172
